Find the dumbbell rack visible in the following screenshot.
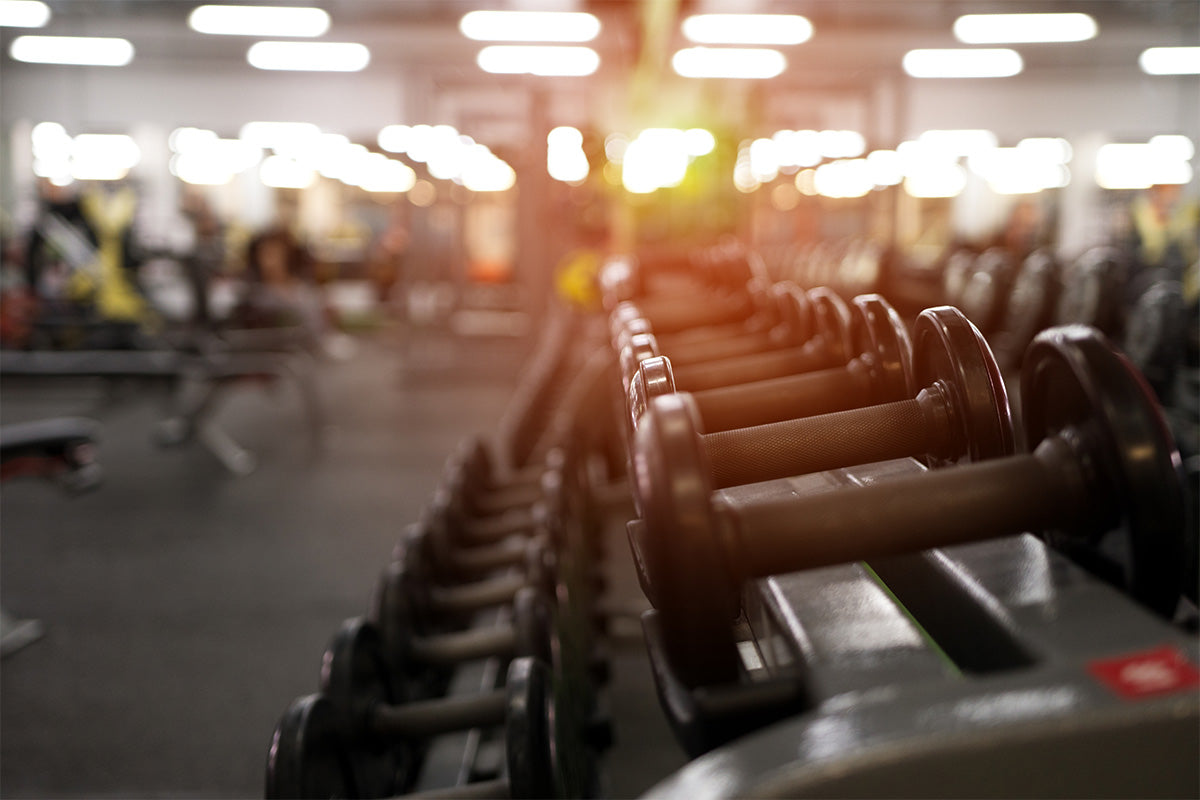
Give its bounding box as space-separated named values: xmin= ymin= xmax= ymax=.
xmin=641 ymin=461 xmax=1200 ymax=796
xmin=267 ymin=239 xmax=1198 ymax=798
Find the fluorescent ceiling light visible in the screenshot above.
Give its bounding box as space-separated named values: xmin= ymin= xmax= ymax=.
xmin=259 ymin=155 xmax=315 ymax=189
xmin=476 ymin=45 xmax=598 ymax=76
xmin=248 ymin=41 xmax=370 ymax=72
xmin=10 ymin=35 xmax=134 ymax=66
xmin=673 ymin=47 xmax=786 ymax=79
xmin=460 ymin=11 xmax=600 ymax=42
xmin=682 ymin=14 xmax=812 ymax=45
xmin=903 ymin=49 xmax=1022 ymax=78
xmin=188 ymin=5 xmax=329 ymax=37
xmin=0 ymin=1 xmax=50 ymax=28
xmin=953 ymin=13 xmax=1096 ymax=44
xmin=1139 ymin=47 xmax=1200 ymax=75
xmin=1096 ymin=142 xmax=1193 ymax=189
xmin=1149 ymin=134 xmax=1195 ymax=161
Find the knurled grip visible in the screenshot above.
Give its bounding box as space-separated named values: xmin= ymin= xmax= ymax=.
xmin=672 ymin=342 xmax=842 ymax=392
xmin=705 ymin=398 xmax=933 ymax=489
xmin=694 ymin=364 xmax=871 ymax=433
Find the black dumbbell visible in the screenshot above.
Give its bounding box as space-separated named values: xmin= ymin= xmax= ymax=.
xmin=440 ymin=463 xmax=545 ymax=520
xmin=1124 ymin=280 xmax=1187 ymax=401
xmin=366 ymin=575 xmax=554 ymax=686
xmin=1057 ymin=246 xmax=1128 ymax=335
xmin=621 ymin=287 xmax=854 ymax=395
xmin=942 ymin=249 xmax=977 ymax=306
xmin=445 ymin=437 xmax=545 ymax=499
xmin=428 ymin=482 xmax=541 ymax=550
xmin=401 ymin=514 xmax=535 ymax=584
xmin=612 ymin=280 xmax=800 ymax=367
xmin=959 ymin=248 xmax=1016 ymax=336
xmin=628 ymin=295 xmax=913 ymax=435
xmin=635 ymin=306 xmax=1012 ymax=496
xmin=266 ymin=652 xmax=557 ymax=799
xmin=635 ymin=325 xmax=1186 ymax=687
xmin=993 ymin=250 xmax=1061 ymax=369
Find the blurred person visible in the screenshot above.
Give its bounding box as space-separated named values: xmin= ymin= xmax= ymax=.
xmin=1130 ymin=183 xmax=1199 ymax=276
xmin=236 ymin=225 xmax=353 ymax=359
xmin=366 ymin=206 xmax=410 ymax=305
xmin=23 ymin=179 xmax=150 ymax=347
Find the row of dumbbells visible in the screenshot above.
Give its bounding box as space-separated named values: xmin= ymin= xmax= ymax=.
xmin=602 ymin=245 xmax=1192 ymax=698
xmin=266 ymin=437 xmax=611 ymax=799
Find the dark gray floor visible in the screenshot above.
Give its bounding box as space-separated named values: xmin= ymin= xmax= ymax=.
xmin=0 ymin=331 xmax=685 ymax=799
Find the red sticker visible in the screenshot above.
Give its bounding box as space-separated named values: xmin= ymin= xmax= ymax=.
xmin=1087 ymin=646 xmax=1200 ymax=699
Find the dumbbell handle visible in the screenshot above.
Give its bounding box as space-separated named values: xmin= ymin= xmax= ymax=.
xmin=430 ymin=571 xmax=528 ymax=615
xmin=629 ymin=293 xmax=752 ymax=335
xmin=693 ymin=358 xmax=874 ymax=433
xmin=703 ymin=387 xmax=954 ymax=489
xmin=672 ymin=338 xmax=841 ymax=393
xmin=724 ymin=437 xmax=1093 ymax=580
xmin=370 ymin=686 xmax=507 ymax=738
xmin=438 ymin=536 xmax=527 ymax=578
xmin=659 ymin=329 xmax=779 ymax=366
xmin=457 ymin=507 xmax=537 ymax=546
xmin=410 ymin=623 xmax=516 ymax=665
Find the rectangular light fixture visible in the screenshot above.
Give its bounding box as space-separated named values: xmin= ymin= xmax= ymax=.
xmin=476 ymin=45 xmax=599 ymax=77
xmin=9 ymin=35 xmax=134 ymax=66
xmin=460 ymin=11 xmax=600 ymax=42
xmin=1139 ymin=47 xmax=1200 ymax=75
xmin=954 ymin=13 xmax=1097 ymax=44
xmin=682 ymin=14 xmax=812 ymax=45
xmin=903 ymin=49 xmax=1022 ymax=78
xmin=188 ymin=5 xmax=329 ymax=37
xmin=672 ymin=47 xmax=786 ymax=79
xmin=247 ymin=41 xmax=370 ymax=72
xmin=0 ymin=0 xmax=49 ymax=27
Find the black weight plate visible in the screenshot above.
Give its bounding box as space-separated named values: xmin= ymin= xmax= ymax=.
xmin=768 ymin=281 xmax=812 ymax=346
xmin=320 ymin=618 xmax=398 ymax=733
xmin=912 ymin=307 xmax=1015 ymax=464
xmin=265 ymin=694 xmax=356 ymax=799
xmin=942 ymin=250 xmax=976 ymax=305
xmin=851 ymin=294 xmax=914 ymax=403
xmin=1022 ymin=326 xmax=1187 ymax=616
xmin=1000 ymin=250 xmax=1059 ymax=346
xmin=960 ymin=248 xmax=1016 ymax=335
xmin=514 ymin=586 xmax=556 ymax=671
xmin=1124 ymin=281 xmax=1186 ymax=398
xmin=633 ymin=392 xmax=740 ymax=687
xmin=630 ymin=355 xmax=675 ymax=433
xmin=1057 ymin=247 xmax=1125 ymax=333
xmin=807 ymin=287 xmax=854 ymax=362
xmin=620 ymin=332 xmax=659 ymax=390
xmin=506 ymin=657 xmax=557 ymax=800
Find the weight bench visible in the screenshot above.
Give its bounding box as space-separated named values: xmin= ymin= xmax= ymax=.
xmin=0 ymin=348 xmax=324 ymax=476
xmin=0 ymin=416 xmax=102 ymax=658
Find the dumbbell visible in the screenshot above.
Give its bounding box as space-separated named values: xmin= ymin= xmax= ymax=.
xmin=427 ymin=481 xmax=541 ymax=551
xmin=445 ymin=437 xmax=546 ymax=500
xmin=635 ymin=306 xmax=1012 ymax=495
xmin=993 ymin=250 xmax=1060 ymax=369
xmin=401 ymin=513 xmax=538 ymax=584
xmin=942 ymin=249 xmax=977 ymax=306
xmin=364 ymin=575 xmax=554 ymax=690
xmin=440 ymin=463 xmax=545 ymax=520
xmin=1057 ymin=246 xmax=1127 ymax=335
xmin=1124 ymin=280 xmax=1187 ymax=401
xmin=634 ymin=325 xmax=1186 ymax=687
xmin=959 ymin=248 xmax=1016 ymax=335
xmin=621 ymin=287 xmax=854 ymax=395
xmin=627 ymin=295 xmax=913 ymax=435
xmin=266 ymin=652 xmax=557 ymax=799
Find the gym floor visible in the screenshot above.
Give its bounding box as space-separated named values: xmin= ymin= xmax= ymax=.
xmin=0 ymin=330 xmax=686 ymax=798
